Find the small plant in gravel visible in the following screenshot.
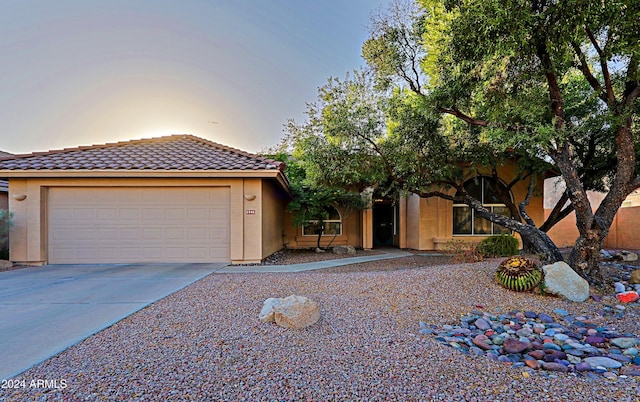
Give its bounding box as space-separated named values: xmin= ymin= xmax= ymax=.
xmin=478 ymin=234 xmax=519 ymax=258
xmin=446 ymin=240 xmax=484 ymax=264
xmin=495 ymin=256 xmax=542 ymax=292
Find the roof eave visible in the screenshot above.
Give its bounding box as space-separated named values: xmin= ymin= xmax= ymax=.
xmin=0 ymin=169 xmax=293 ymax=196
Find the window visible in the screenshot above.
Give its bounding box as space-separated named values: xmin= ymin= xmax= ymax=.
xmin=302 ymin=206 xmax=342 ymax=236
xmin=453 ymin=177 xmax=511 ymax=235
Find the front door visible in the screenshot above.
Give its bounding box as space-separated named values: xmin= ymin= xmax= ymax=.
xmin=373 ymin=204 xmax=394 ymax=247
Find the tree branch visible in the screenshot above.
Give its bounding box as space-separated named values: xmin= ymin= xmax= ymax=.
xmin=536 ymin=41 xmax=565 ymax=128
xmin=518 ymin=176 xmax=536 ymax=226
xmin=540 ymin=190 xmax=574 ymax=232
xmin=437 ymin=106 xmax=489 ymax=126
xmin=414 ymin=189 xmax=458 ymax=202
xmin=571 ymin=41 xmax=608 ymax=103
xmin=585 ymin=27 xmax=615 ymax=105
xmin=624 ymin=54 xmax=639 ymax=106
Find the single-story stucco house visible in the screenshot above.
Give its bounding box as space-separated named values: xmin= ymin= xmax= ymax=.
xmin=284 ymin=166 xmax=546 ymax=252
xmin=0 ymin=135 xmax=291 ymax=265
xmin=0 ymin=134 xmax=548 ymax=265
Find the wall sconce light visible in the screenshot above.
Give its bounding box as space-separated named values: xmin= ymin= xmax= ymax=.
xmin=244 ymin=194 xmax=256 ymax=201
xmin=12 ymin=194 xmax=27 ymax=201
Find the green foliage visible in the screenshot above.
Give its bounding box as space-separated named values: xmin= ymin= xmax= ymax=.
xmin=286 ymin=186 xmax=365 ymax=229
xmin=282 ymin=0 xmax=640 ymax=280
xmin=418 ymin=0 xmax=640 ymax=186
xmin=0 ymin=209 xmax=13 ymax=259
xmin=495 ymin=256 xmax=542 ymax=292
xmin=478 ymin=234 xmax=519 ymax=258
xmin=260 ymin=147 xmax=366 ymax=248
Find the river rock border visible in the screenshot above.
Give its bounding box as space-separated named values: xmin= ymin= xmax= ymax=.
xmin=420 ymin=308 xmax=640 ymax=381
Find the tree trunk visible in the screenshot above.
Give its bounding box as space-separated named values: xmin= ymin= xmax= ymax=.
xmin=517 ymin=225 xmax=564 ymax=263
xmin=460 ymin=191 xmax=564 ymax=263
xmin=567 ymin=229 xmax=606 ymax=287
xmin=316 ymin=223 xmax=324 ymax=250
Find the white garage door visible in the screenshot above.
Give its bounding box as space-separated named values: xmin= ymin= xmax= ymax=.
xmin=48 ymin=187 xmax=230 ymax=264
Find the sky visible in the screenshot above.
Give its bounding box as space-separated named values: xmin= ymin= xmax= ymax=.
xmin=0 ymin=0 xmax=385 ymax=155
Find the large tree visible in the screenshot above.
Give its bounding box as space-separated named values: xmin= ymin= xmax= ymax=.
xmin=288 ymin=0 xmax=639 ymax=286
xmin=261 ymin=145 xmax=365 ymax=250
xmin=409 ymin=0 xmax=640 ymax=285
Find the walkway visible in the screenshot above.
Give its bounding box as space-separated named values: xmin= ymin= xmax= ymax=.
xmin=215 ymin=249 xmax=413 ymax=273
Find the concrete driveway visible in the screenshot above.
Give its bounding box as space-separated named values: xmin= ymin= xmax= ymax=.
xmin=0 ymin=263 xmax=226 ymax=380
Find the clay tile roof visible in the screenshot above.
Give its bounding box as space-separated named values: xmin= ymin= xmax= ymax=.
xmin=0 ymin=135 xmax=285 ymax=172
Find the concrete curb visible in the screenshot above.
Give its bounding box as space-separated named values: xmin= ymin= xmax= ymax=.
xmin=215 ymin=249 xmax=414 ymax=273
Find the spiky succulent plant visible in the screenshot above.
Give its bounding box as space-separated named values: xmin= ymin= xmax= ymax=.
xmin=495 ymin=256 xmax=542 ymax=292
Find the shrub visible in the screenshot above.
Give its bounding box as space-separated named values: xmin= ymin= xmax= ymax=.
xmin=0 ymin=209 xmax=13 ymax=259
xmin=445 ymin=240 xmax=484 ymax=263
xmin=478 ymin=234 xmax=519 ymax=257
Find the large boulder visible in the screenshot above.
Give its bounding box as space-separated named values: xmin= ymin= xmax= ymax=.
xmin=259 ymin=295 xmax=320 ymax=330
xmin=0 ymin=260 xmax=12 ymax=270
xmin=258 ymin=297 xmax=282 ymax=323
xmin=542 ymin=261 xmax=590 ymax=302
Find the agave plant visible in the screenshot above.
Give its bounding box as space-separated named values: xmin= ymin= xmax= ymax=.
xmin=495 ymin=256 xmax=542 ymax=292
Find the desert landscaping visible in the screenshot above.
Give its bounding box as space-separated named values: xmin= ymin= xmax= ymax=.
xmin=1 ymin=252 xmax=638 ymax=401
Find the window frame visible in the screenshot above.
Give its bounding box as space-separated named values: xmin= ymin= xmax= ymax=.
xmin=452 ymin=177 xmax=512 ymax=236
xmin=301 ymin=207 xmax=343 ymax=237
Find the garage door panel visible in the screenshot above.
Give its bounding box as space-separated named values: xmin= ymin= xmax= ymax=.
xmin=142 ymin=209 xmax=163 ymax=220
xmin=142 ymin=228 xmax=163 ymax=239
xmin=186 ymin=208 xmax=208 ymax=220
xmin=96 ymin=208 xmax=118 ymax=220
xmin=119 ymin=208 xmax=141 ymax=220
xmin=48 ymin=187 xmax=230 ymax=263
xmin=97 ymin=248 xmax=118 ymax=258
xmin=76 ymin=228 xmax=99 ymax=240
xmin=76 ymin=248 xmax=99 ymax=260
xmin=50 ymin=228 xmax=76 ymax=241
xmin=187 ymin=247 xmax=209 ymax=258
xmin=119 ymin=228 xmax=140 ymax=239
xmin=50 ymin=208 xmax=73 ymax=220
xmin=210 ymin=227 xmax=229 ymax=239
xmin=209 ymin=209 xmax=228 ymax=220
xmin=97 ymin=228 xmax=118 ymax=239
xmin=165 ymin=208 xmax=186 ymax=220
xmin=165 ymin=228 xmax=185 ymax=239
xmin=50 ymin=248 xmax=73 ymax=260
xmin=73 ymin=209 xmax=95 ymax=220
xmin=165 ymin=248 xmax=186 ymax=258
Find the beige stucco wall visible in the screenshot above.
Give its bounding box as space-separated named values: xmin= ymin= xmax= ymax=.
xmin=401 ymin=164 xmax=546 ymax=251
xmin=261 ymin=180 xmax=286 ymax=258
xmin=281 ymin=163 xmax=546 ymax=252
xmin=404 ymin=195 xmax=453 ymax=250
xmin=283 ymin=206 xmax=362 ymax=249
xmin=405 ymin=194 xmax=421 ymax=250
xmin=8 ymin=176 xmax=286 ymax=265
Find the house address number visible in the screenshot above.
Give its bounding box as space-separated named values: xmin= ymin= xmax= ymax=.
xmin=246 ymin=210 xmax=256 ymax=215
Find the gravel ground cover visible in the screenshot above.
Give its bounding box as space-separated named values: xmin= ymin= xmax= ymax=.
xmin=1 ymin=257 xmax=638 ymax=401
xmin=256 ymin=248 xmax=386 ymax=265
